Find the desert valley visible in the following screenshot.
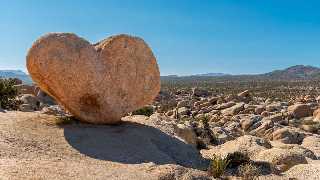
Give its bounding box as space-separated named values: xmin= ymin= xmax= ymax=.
xmin=2 ymin=63 xmax=320 ymax=179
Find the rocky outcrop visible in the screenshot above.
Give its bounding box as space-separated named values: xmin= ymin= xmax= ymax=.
xmin=27 ymin=33 xmax=160 ymax=124
xmin=201 ymin=135 xmax=272 ymax=159
xmin=284 ymin=162 xmax=320 ymax=180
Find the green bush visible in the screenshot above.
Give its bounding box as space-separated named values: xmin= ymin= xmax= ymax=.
xmin=132 ymin=106 xmax=154 ymax=116
xmin=0 ymin=78 xmax=20 ymax=110
xmin=208 ymin=154 xmax=230 ymax=178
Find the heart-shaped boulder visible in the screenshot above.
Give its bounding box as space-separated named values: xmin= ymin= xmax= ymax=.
xmin=27 ymin=33 xmax=160 ymax=124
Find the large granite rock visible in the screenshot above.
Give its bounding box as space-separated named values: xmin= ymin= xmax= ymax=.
xmin=27 ymin=33 xmax=160 ymax=124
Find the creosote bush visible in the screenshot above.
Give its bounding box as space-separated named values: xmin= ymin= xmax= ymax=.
xmin=208 ymin=154 xmax=230 ymax=178
xmin=238 ymin=163 xmax=260 ymax=180
xmin=0 ymin=78 xmax=20 ymax=110
xmin=132 ymin=106 xmax=154 ymax=116
xmin=55 ymin=116 xmax=77 ymax=126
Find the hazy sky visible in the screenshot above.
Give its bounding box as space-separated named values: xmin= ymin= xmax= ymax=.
xmin=1 ymin=0 xmax=320 ymax=75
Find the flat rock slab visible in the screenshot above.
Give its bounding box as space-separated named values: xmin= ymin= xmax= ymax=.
xmin=27 ymin=33 xmax=160 ymax=124
xmin=0 ymin=111 xmax=207 ymax=179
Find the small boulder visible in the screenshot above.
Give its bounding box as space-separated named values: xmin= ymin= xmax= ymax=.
xmin=177 ymin=107 xmax=191 ymax=116
xmin=255 ymin=105 xmax=265 ymax=115
xmin=201 ymin=135 xmax=272 ymax=159
xmin=284 ymin=163 xmax=320 ymax=180
xmin=221 ymin=102 xmax=244 ymax=116
xmin=240 ymin=115 xmax=262 ymax=131
xmin=255 ymin=147 xmax=309 ymax=172
xmin=19 ymin=104 xmax=35 ymax=112
xmin=302 ymin=135 xmax=320 ymax=158
xmin=192 ymin=87 xmax=209 ymax=97
xmin=177 ymin=100 xmax=190 ymax=108
xmin=237 ymin=90 xmax=250 ymax=98
xmin=14 ymin=84 xmax=36 ymax=95
xmin=174 ymin=124 xmax=197 ymax=147
xmin=288 ymin=103 xmax=312 ymax=119
xmin=272 ymin=127 xmax=305 ymax=144
xmin=41 ymin=105 xmax=66 ymax=116
xmin=19 ymin=94 xmax=40 ymax=111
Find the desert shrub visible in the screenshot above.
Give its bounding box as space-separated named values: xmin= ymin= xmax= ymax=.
xmin=179 ymin=116 xmax=194 ymax=123
xmin=238 ymin=163 xmax=260 ymax=180
xmin=132 ymin=106 xmax=154 ymax=116
xmin=199 ymin=115 xmax=210 ymax=126
xmin=0 ymin=78 xmax=20 ymax=110
xmin=226 ymin=151 xmax=251 ymax=168
xmin=208 ymin=154 xmax=230 ymax=178
xmin=55 ymin=116 xmax=77 ymax=125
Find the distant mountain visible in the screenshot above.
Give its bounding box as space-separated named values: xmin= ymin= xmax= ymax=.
xmin=161 ymin=73 xmax=229 ymax=78
xmin=0 ymin=70 xmax=33 ymax=84
xmin=162 ymin=65 xmax=320 ymax=81
xmin=2 ymin=65 xmax=320 ymax=85
xmin=192 ymin=73 xmax=230 ymax=77
xmin=263 ymin=65 xmax=320 ymax=79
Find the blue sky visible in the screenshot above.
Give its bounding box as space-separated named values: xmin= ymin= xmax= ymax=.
xmin=1 ymin=0 xmax=320 ymax=75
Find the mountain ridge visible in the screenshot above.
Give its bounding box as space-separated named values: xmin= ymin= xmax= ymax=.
xmin=162 ymin=65 xmax=320 ymax=80
xmin=2 ymin=65 xmax=320 ymax=84
xmin=0 ymin=70 xmax=33 ymax=84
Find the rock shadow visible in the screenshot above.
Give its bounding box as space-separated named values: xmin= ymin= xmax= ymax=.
xmin=63 ymin=121 xmax=208 ymax=170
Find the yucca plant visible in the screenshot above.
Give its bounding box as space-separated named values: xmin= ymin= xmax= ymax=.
xmin=208 ymin=154 xmax=230 ymax=178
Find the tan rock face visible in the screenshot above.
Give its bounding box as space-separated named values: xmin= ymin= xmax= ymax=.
xmin=27 ymin=33 xmax=160 ymax=124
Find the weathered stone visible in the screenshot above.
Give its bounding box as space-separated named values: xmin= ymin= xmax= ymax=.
xmin=267 ymin=113 xmax=284 ymax=123
xmin=302 ymin=135 xmax=320 ymax=157
xmin=221 ymin=102 xmax=244 ymax=116
xmin=288 ymin=103 xmax=312 ymax=119
xmin=19 ymin=94 xmax=40 ymax=111
xmin=174 ymin=124 xmax=197 ymax=147
xmin=284 ymin=163 xmax=320 ymax=180
xmin=177 ymin=107 xmax=190 ymax=116
xmin=14 ymin=84 xmax=36 ymax=95
xmin=19 ymin=104 xmax=35 ymax=112
xmin=27 ymin=33 xmax=160 ymax=124
xmin=238 ymin=90 xmax=250 ymax=98
xmin=240 ymin=115 xmax=262 ymax=131
xmin=255 ymin=147 xmax=308 ymax=172
xmin=250 ymin=119 xmax=274 ymax=137
xmin=177 ymin=100 xmax=190 ymax=108
xmin=261 ymin=111 xmax=271 ymax=117
xmin=255 ymin=105 xmax=265 ymax=115
xmin=41 ymin=105 xmax=66 ymax=116
xmin=266 ymin=103 xmax=282 ymax=112
xmin=272 ymin=127 xmax=305 ymax=144
xmin=201 ymin=135 xmax=271 ymax=159
xmin=313 ymin=108 xmax=320 ymax=122
xmin=210 ymin=127 xmax=233 ymax=144
xmin=36 ymin=89 xmax=56 ymax=105
xmin=191 ymin=87 xmax=209 ymax=97
xmin=215 ymin=101 xmax=236 ymax=110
